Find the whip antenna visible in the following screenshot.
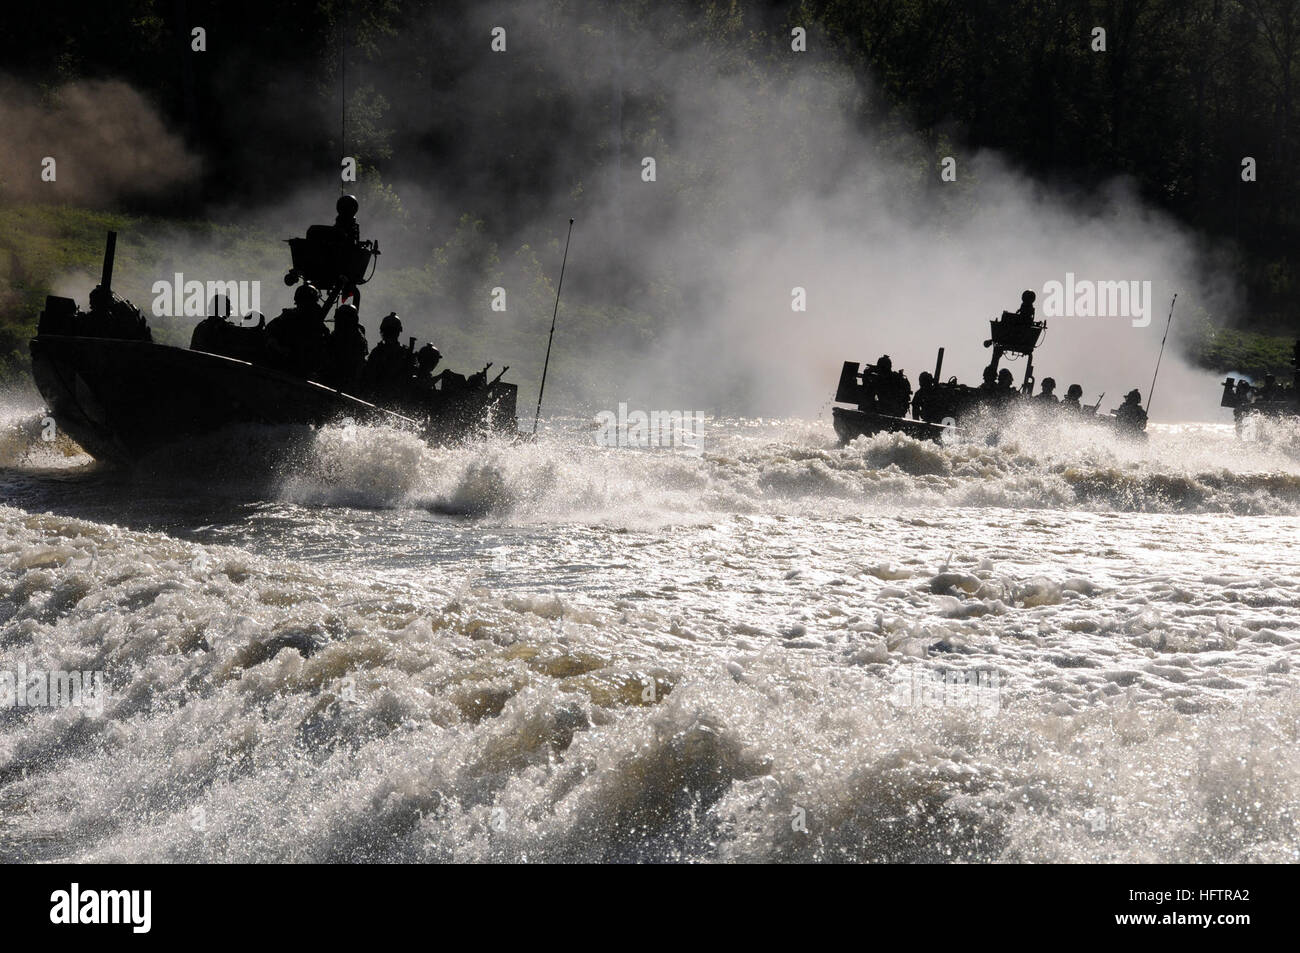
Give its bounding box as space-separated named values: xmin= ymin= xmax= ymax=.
xmin=533 ymin=218 xmax=575 ymax=436
xmin=339 ymin=2 xmax=347 ymax=192
xmin=1146 ymin=293 xmax=1177 ymax=415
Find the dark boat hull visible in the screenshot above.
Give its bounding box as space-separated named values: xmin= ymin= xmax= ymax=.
xmin=29 ymin=336 xmax=513 ymax=465
xmin=832 ymin=406 xmax=949 ymax=444
xmin=831 ymin=404 xmax=1147 ymax=445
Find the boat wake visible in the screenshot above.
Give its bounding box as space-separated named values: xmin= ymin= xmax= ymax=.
xmin=0 ymin=400 xmax=90 ymax=470
xmin=7 ymin=397 xmax=1300 ymax=519
xmin=270 ymin=415 xmax=1300 ymax=520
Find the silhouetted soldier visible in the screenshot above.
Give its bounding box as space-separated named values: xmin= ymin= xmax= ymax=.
xmin=1010 ymin=289 xmax=1035 ymax=324
xmin=191 ymin=294 xmax=233 ymax=353
xmin=396 ymin=344 xmax=441 ymax=414
xmin=321 ymin=303 xmax=368 ymax=392
xmin=1035 ymin=377 xmax=1059 ymax=404
xmin=996 ymin=368 xmax=1018 ymax=403
xmin=1115 ymin=389 xmax=1148 ymax=432
xmin=978 ymin=366 xmax=1000 ymax=402
xmin=1062 ymin=384 xmax=1084 ymax=411
xmin=869 ymin=354 xmax=912 ymax=417
xmin=412 ymin=343 xmax=466 ymax=395
xmin=334 ymin=193 xmax=361 ymax=245
xmin=362 ymin=312 xmax=413 ymax=402
xmin=412 ymin=344 xmax=442 ymax=389
xmin=1230 ymin=379 xmax=1255 ymax=434
xmin=1260 ymin=374 xmax=1282 ymax=402
xmin=266 ymin=283 xmax=329 ymax=379
xmin=912 ymin=371 xmax=937 ymax=420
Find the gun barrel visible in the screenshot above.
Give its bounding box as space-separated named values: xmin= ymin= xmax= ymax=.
xmin=1221 ymin=377 xmax=1239 ymax=408
xmin=101 ymin=231 xmax=117 ymax=291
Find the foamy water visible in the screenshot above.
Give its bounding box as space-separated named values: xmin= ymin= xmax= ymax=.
xmin=1 ymin=405 xmax=1298 ymax=861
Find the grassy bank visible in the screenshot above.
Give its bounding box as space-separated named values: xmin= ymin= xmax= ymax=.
xmin=1185 ymin=319 xmax=1297 ymax=382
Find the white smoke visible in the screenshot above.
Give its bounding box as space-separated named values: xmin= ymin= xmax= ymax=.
xmin=10 ymin=4 xmax=1239 ymax=424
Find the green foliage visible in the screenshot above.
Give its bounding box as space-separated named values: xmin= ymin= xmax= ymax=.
xmin=1186 ymin=317 xmax=1295 ymax=379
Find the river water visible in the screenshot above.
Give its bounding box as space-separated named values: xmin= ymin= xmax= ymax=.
xmin=1 ymin=401 xmax=1298 ymax=862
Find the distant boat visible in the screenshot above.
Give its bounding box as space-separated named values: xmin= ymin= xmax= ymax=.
xmin=1219 ymin=342 xmax=1300 ymax=438
xmin=830 ymin=305 xmax=1145 ymax=445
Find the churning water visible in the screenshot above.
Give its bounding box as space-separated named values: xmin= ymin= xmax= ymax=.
xmin=1 ymin=400 xmax=1298 ymax=862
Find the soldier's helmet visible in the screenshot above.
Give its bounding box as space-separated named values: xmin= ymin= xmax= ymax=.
xmin=208 ymin=294 xmax=233 ymax=319
xmin=335 ymin=303 xmax=359 ymax=329
xmin=1041 ymin=377 xmax=1056 ymax=391
xmin=998 ymin=368 xmax=1014 ymax=385
xmin=294 ymin=284 xmax=319 ymax=309
xmin=337 ymin=194 xmax=359 ymax=219
xmin=918 ymin=371 xmax=933 ymax=387
xmin=417 ymin=343 xmax=442 ymax=369
xmin=1066 ymin=384 xmax=1083 ymax=398
xmin=983 ymin=366 xmax=997 ymax=384
xmin=1022 ymin=289 xmax=1036 ymax=304
xmin=876 ymin=355 xmax=892 ymax=373
xmin=380 ymin=312 xmax=403 ymax=338
xmin=1125 ymin=388 xmax=1142 ymax=402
